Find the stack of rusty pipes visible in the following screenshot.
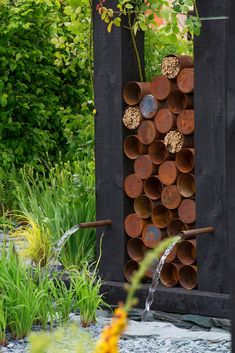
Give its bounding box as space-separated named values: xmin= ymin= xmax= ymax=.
xmin=123 ymin=55 xmax=197 ymax=290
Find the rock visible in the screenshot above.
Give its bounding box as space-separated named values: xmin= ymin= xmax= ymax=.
xmin=211 ymin=318 xmax=231 ymax=331
xmin=181 ymin=314 xmax=212 ymax=328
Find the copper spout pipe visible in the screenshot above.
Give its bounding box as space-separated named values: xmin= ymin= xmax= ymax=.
xmin=79 ymin=220 xmax=112 ymax=228
xmin=134 ymin=194 xmax=154 ymax=219
xmin=177 ymin=110 xmax=195 ymax=135
xmin=124 ymin=213 xmax=149 ymax=238
xmin=167 ymin=218 xmax=188 ymax=237
xmin=151 ymin=204 xmax=172 ymax=229
xmin=159 ymin=161 xmax=179 ymax=185
xmin=127 ymin=237 xmax=147 ymax=262
xmin=161 ymin=55 xmax=194 ymax=79
xmin=178 ymin=199 xmax=196 ymax=225
xmin=123 ymin=81 xmax=150 ymax=106
xmin=161 ymin=185 xmax=182 ymax=210
xmin=180 ymin=227 xmax=214 ymax=240
xmin=167 ymin=91 xmax=193 ymax=114
xmin=134 ymin=154 xmax=158 ymax=179
xmin=175 ymin=148 xmax=195 ymax=173
xmin=177 ymin=173 xmax=195 ymax=198
xmin=139 ymin=94 xmax=158 ymax=119
xmin=148 ymin=140 xmax=172 ymax=165
xmin=154 ymin=109 xmax=176 ymax=134
xmin=177 ymin=68 xmax=194 ymax=93
xmin=177 ymin=240 xmax=197 ymax=265
xmin=143 ymin=175 xmax=162 ymax=200
xmin=142 ymin=223 xmax=162 ymax=248
xmin=124 ymin=260 xmax=139 ymax=282
xmin=150 ymin=75 xmax=178 ymax=100
xmin=138 ymin=120 xmax=160 ymax=145
xmin=123 ymin=135 xmax=147 ymax=160
xmin=146 ymin=258 xmax=159 ymax=278
xmin=179 ymin=265 xmax=197 ymax=290
xmin=160 ymin=263 xmax=183 ymax=287
xmin=124 ymin=174 xmax=143 ymax=198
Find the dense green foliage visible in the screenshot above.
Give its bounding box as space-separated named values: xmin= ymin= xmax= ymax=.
xmin=0 ymin=0 xmax=93 ymax=179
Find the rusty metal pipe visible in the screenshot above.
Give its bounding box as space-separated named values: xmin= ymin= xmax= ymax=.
xmin=160 ymin=263 xmax=183 ymax=287
xmin=134 ymin=194 xmax=154 ymax=219
xmin=159 ymin=161 xmax=179 ymax=185
xmin=124 ymin=174 xmax=143 ymax=198
xmin=177 ymin=173 xmax=195 ymax=198
xmin=178 ymin=199 xmax=196 ymax=224
xmin=144 ymin=175 xmax=162 ymax=200
xmin=123 ymin=81 xmax=150 ymax=106
xmin=123 ymin=135 xmax=147 ymax=160
xmin=154 ymin=109 xmax=176 ymax=134
xmin=127 ymin=237 xmax=147 ymax=262
xmin=150 ymin=75 xmax=177 ymax=100
xmin=177 ymin=110 xmax=194 ymax=135
xmin=180 ymin=227 xmax=214 ymax=240
xmin=148 ymin=140 xmax=172 ymax=165
xmin=177 ymin=68 xmax=194 ymax=93
xmin=164 ymin=131 xmax=194 ymax=154
xmin=179 ymin=265 xmax=197 ymax=290
xmin=138 ymin=120 xmax=160 ymax=145
xmin=161 ymin=185 xmax=182 ymax=210
xmin=167 ymin=218 xmax=188 ymax=237
xmin=175 ymin=148 xmax=195 ymax=173
xmin=167 ymin=91 xmax=193 ymax=114
xmin=134 ymin=154 xmax=158 ymax=179
xmin=79 ymin=220 xmax=112 ymax=228
xmin=124 ymin=213 xmax=149 ymax=238
xmin=142 ymin=223 xmax=162 ymax=248
xmin=124 ymin=260 xmax=139 ymax=282
xmin=177 ymin=240 xmax=197 ymax=265
xmin=161 ymin=55 xmax=194 ymax=79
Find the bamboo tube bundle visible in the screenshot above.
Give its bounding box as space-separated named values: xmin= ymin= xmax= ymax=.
xmin=161 ymin=55 xmax=194 ymax=79
xmin=123 ymin=106 xmax=142 ymax=129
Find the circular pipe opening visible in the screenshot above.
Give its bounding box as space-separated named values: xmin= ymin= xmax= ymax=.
xmin=179 ymin=265 xmax=197 ymax=290
xmin=167 ymin=218 xmax=187 ymax=237
xmin=127 ymin=237 xmax=147 ymax=261
xmin=151 ymin=204 xmax=171 ymax=228
xmin=123 ymin=135 xmax=145 ymax=160
xmin=177 ymin=173 xmax=195 ymax=197
xmin=175 ymin=148 xmax=195 ymax=173
xmin=142 ymin=224 xmax=162 ymax=248
xmin=144 ymin=176 xmax=162 ymax=200
xmin=148 ymin=140 xmax=168 ymax=165
xmin=124 ymin=174 xmax=143 ymax=198
xmin=160 ymin=263 xmax=178 ymax=287
xmin=123 ymin=82 xmax=142 ymax=105
xmin=177 ymin=240 xmax=197 ymax=265
xmin=124 ymin=260 xmax=139 ymax=282
xmin=124 ymin=213 xmax=145 ymax=238
xmin=134 ymin=194 xmax=153 ymax=219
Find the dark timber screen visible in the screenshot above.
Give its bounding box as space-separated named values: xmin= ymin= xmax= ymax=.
xmin=93 ymin=0 xmax=231 ymax=319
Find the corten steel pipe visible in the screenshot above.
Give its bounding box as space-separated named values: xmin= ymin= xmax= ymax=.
xmin=123 ymin=81 xmax=150 ymax=106
xmin=124 ymin=174 xmax=143 ymax=198
xmin=148 ymin=140 xmax=172 ymax=165
xmin=167 ymin=91 xmax=193 ymax=114
xmin=134 ymin=154 xmax=158 ymax=179
xmin=161 ymin=55 xmax=194 ymax=79
xmin=179 ymin=265 xmax=197 ymax=290
xmin=178 ymin=199 xmax=196 ymax=225
xmin=139 ymin=94 xmax=158 ymax=119
xmin=123 ymin=135 xmax=147 ymax=160
xmin=175 ymin=148 xmax=195 ymax=173
xmin=151 ymin=204 xmax=172 ymax=229
xmin=161 ymin=185 xmax=182 ymax=210
xmin=177 ymin=110 xmax=195 ymax=135
xmin=142 ymin=223 xmax=162 ymax=248
xmin=165 ymin=244 xmax=178 ymax=263
xmin=177 ymin=68 xmax=194 ymax=93
xmin=127 ymin=237 xmax=147 ymax=262
xmin=124 ymin=260 xmax=139 ymax=282
xmin=177 ymin=173 xmax=195 ymax=198
xmin=154 ymin=109 xmax=176 ymax=134
xmin=160 ymin=263 xmax=183 ymax=287
xmin=134 ymin=194 xmax=153 ymax=219
xmin=180 ymin=227 xmax=214 ymax=240
xmin=150 ymin=75 xmax=177 ymax=100
xmin=159 ymin=161 xmax=179 ymax=185
xmin=177 ymin=240 xmax=197 ymax=265
xmin=146 ymin=258 xmax=159 ymax=279
xmin=143 ymin=175 xmax=162 ymax=200
xmin=164 ymin=131 xmax=194 ymax=154
xmin=79 ymin=220 xmax=112 ymax=228
xmin=124 ymin=213 xmax=148 ymax=238
xmin=137 ymin=120 xmax=160 ymax=145
xmin=167 ymin=218 xmax=188 ymax=237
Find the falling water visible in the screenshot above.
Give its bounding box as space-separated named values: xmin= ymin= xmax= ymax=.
xmin=141 ymin=236 xmax=181 ymax=321
xmin=47 ymin=224 xmax=80 ymax=268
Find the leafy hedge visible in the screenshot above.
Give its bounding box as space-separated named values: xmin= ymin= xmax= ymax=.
xmin=0 ymin=0 xmax=93 ymax=178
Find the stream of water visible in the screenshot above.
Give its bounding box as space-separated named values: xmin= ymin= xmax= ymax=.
xmin=141 ymin=236 xmax=181 ymax=321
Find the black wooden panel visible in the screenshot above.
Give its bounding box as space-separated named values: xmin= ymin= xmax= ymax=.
xmin=93 ymin=2 xmax=144 ymax=281
xmin=194 ymin=1 xmax=229 ymax=293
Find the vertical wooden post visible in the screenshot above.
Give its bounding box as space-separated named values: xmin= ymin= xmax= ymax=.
xmin=194 ymin=0 xmax=229 ymax=294
xmin=93 ymin=2 xmax=144 ymax=281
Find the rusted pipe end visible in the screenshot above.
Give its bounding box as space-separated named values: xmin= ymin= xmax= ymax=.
xmin=180 ymin=227 xmax=214 ymax=240
xmin=177 ymin=240 xmax=197 ymax=265
xmin=167 ymin=91 xmax=193 ymax=114
xmin=124 ymin=174 xmax=143 ymax=198
xmin=177 ymin=173 xmax=195 ymax=198
xmin=144 ymin=175 xmax=162 ymax=200
xmin=161 ymin=185 xmax=182 ymax=210
xmin=142 ymin=224 xmax=162 ymax=248
xmin=167 ymin=218 xmax=188 ymax=237
xmin=124 ymin=213 xmax=147 ymax=238
xmin=150 ymin=75 xmax=177 ymax=100
xmin=179 ymin=265 xmax=197 ymax=290
xmin=177 ymin=68 xmax=194 ymax=93
xmin=134 ymin=154 xmax=157 ymax=179
xmin=138 ymin=120 xmax=158 ymax=145
xmin=154 ymin=109 xmax=176 ymax=134
xmin=151 ymin=204 xmax=171 ymax=229
xmin=134 ymin=194 xmax=153 ymax=219
xmin=139 ymin=94 xmax=158 ymax=119
xmin=123 ymin=81 xmax=150 ymax=106
xmin=177 ymin=110 xmax=195 ymax=135
xmin=123 ymin=135 xmax=147 ymax=160
xmin=161 ymin=55 xmax=193 ymax=79
xmin=159 ymin=161 xmax=178 ymax=185
xmin=124 ymin=260 xmax=139 ymax=282
xmin=160 ymin=263 xmax=181 ymax=287
xmin=178 ymin=199 xmax=196 ymax=224
xmin=127 ymin=237 xmax=147 ymax=262
xmin=175 ymin=148 xmax=195 ymax=173
xmin=148 ymin=140 xmax=170 ymax=165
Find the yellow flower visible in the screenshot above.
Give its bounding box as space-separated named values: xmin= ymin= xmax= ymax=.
xmin=93 ymin=306 xmax=127 ymax=353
